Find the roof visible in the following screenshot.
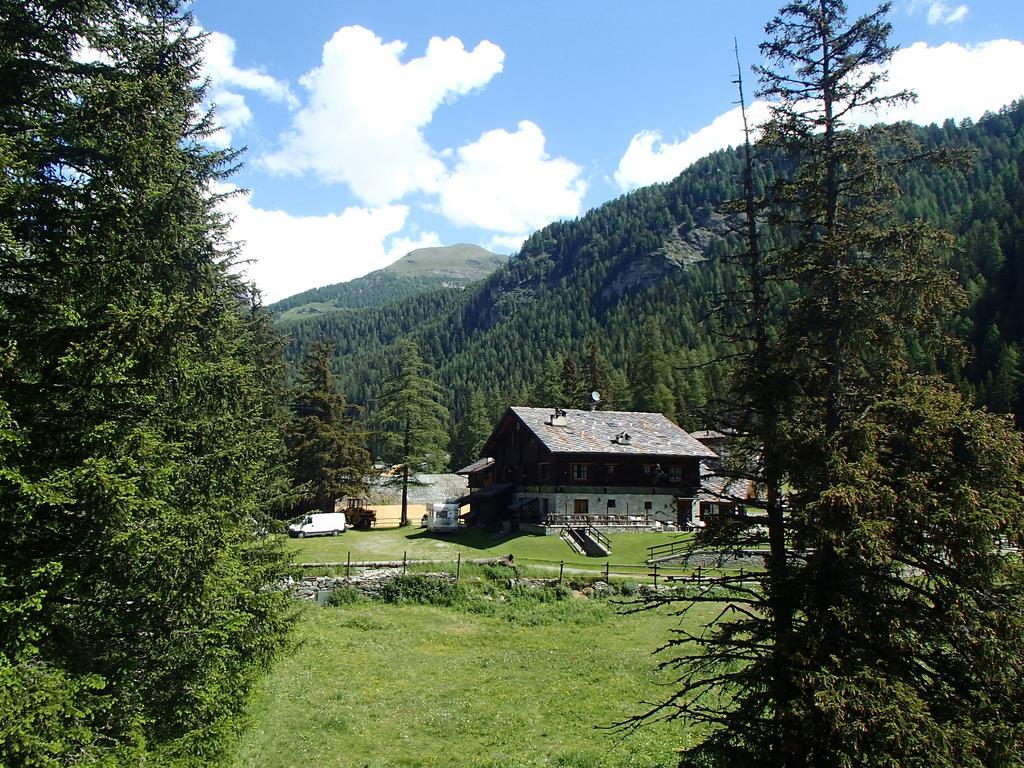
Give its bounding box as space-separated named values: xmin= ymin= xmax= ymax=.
xmin=455 ymin=457 xmax=495 ymax=475
xmin=699 ymin=472 xmax=755 ymax=502
xmin=508 ymin=407 xmax=717 ymax=459
xmin=466 ymin=482 xmax=515 ymax=499
xmin=691 ymin=429 xmax=727 ymax=441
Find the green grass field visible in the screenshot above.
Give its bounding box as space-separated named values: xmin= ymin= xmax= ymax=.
xmin=285 ymin=528 xmax=689 ymax=575
xmin=275 ymin=301 xmax=349 ymax=323
xmin=231 ymin=586 xmax=712 ymax=768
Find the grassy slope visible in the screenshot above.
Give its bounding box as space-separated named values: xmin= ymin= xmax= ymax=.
xmin=232 ymin=597 xmax=713 ymax=768
xmin=270 ymin=244 xmax=507 ymax=322
xmin=285 ymin=529 xmax=689 ymax=572
xmin=386 ymin=244 xmax=506 ymax=276
xmin=275 ymin=302 xmax=354 ymax=324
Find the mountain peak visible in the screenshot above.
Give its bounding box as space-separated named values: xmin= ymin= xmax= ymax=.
xmin=270 ymin=243 xmax=507 ymax=322
xmin=385 ymin=244 xmax=508 ymax=277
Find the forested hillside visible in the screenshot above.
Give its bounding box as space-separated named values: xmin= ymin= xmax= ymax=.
xmin=270 ymin=243 xmax=506 ymax=322
xmin=279 ymin=102 xmax=1024 ymax=428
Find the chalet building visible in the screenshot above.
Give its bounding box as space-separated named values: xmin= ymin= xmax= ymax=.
xmin=689 ymin=429 xmax=759 ymax=523
xmin=457 ymin=406 xmax=718 ymax=531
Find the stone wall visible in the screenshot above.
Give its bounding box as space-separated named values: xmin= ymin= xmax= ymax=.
xmin=280 ymin=567 xmax=457 ymax=603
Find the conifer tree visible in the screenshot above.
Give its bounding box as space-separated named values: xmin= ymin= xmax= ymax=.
xmin=608 ymin=367 xmax=634 ymax=412
xmin=0 ymin=2 xmax=292 ymax=763
xmin=560 ymin=351 xmax=589 ymax=409
xmin=526 ymin=354 xmax=567 ymax=408
xmin=582 ymin=338 xmax=615 ymax=409
xmin=449 ymin=389 xmax=492 ymax=469
xmin=631 ymin=317 xmax=676 ymax=419
xmin=375 ymin=338 xmax=450 ymax=525
xmin=639 ymin=3 xmax=1024 ymax=767
xmin=287 ymin=341 xmax=372 ymax=513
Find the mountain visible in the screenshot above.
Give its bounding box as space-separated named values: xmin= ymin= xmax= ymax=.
xmin=270 ymin=244 xmax=507 ymax=323
xmin=277 ymin=102 xmax=1024 ymax=428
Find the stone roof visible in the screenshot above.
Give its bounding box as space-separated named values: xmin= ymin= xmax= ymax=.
xmin=455 ymin=457 xmax=495 ymax=475
xmin=691 ymin=429 xmax=727 ymax=441
xmin=699 ymin=472 xmax=755 ymax=501
xmin=509 ymin=407 xmax=717 ymax=459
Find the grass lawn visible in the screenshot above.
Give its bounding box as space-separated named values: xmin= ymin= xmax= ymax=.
xmin=285 ymin=528 xmax=689 ymax=575
xmin=231 ymin=591 xmax=713 ymax=768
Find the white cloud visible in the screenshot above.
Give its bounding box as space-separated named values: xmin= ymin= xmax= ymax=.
xmin=488 ymin=233 xmax=529 ymax=254
xmin=864 ymin=39 xmax=1024 ymax=125
xmin=209 ymin=88 xmax=251 ymax=132
xmin=196 ymin=27 xmax=297 ymax=146
xmin=438 ymin=120 xmax=587 ymax=234
xmin=217 ymin=185 xmax=440 ymax=303
xmin=615 ymin=38 xmax=1024 ymax=191
xmin=383 ymin=231 xmax=445 ymax=263
xmin=925 ymin=3 xmax=968 ymax=25
xmin=201 ymin=30 xmax=297 ymax=107
xmin=614 ymin=101 xmax=772 ymax=190
xmin=261 ymin=26 xmax=505 ymax=206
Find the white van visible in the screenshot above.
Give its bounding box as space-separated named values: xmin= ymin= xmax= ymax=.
xmin=288 ymin=512 xmax=347 ymax=538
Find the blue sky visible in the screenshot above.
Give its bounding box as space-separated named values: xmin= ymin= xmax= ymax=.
xmin=188 ymin=1 xmax=1024 ymax=302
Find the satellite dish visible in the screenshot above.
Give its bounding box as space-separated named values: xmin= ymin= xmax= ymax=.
xmin=591 ymin=391 xmax=601 ymax=403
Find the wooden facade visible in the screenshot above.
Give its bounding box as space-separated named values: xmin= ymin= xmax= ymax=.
xmin=459 ymin=407 xmax=716 ymax=530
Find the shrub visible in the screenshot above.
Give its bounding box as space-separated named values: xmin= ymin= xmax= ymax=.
xmin=509 ymin=583 xmax=571 ymax=602
xmin=475 ymin=563 xmax=517 ymax=582
xmin=326 ymin=585 xmax=364 ymax=606
xmin=380 ymin=575 xmax=462 ymax=606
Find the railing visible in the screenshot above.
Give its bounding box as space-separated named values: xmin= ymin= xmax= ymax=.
xmin=647 ymin=537 xmax=690 ymax=562
xmin=584 ymin=524 xmax=612 ymax=552
xmin=288 ymin=551 xmax=750 ymax=586
xmin=545 ymin=513 xmax=655 ymax=529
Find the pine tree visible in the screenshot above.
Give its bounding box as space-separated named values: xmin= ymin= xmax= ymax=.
xmin=375 ymin=338 xmax=450 ymax=525
xmin=287 ymin=341 xmax=373 ymax=514
xmin=638 ymin=3 xmax=1024 ymax=767
xmin=526 ymin=354 xmax=566 ymax=407
xmin=581 ymin=338 xmax=614 ymax=409
xmin=449 ymin=389 xmax=492 ymax=469
xmin=631 ymin=317 xmax=676 ymax=419
xmin=560 ymin=351 xmax=589 ymax=409
xmin=0 ymin=2 xmax=292 ymax=763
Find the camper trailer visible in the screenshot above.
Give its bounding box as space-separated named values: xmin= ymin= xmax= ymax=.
xmin=425 ymin=502 xmax=460 ymax=533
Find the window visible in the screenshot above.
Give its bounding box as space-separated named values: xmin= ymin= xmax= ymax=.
xmin=606 ymin=499 xmax=617 ymax=509
xmin=644 ymin=501 xmax=653 ymax=511
xmin=538 ymin=463 xmax=552 ymax=482
xmin=605 ymin=463 xmax=617 ymax=477
xmin=643 ymin=464 xmax=658 ymax=476
xmin=573 ymin=499 xmax=589 ymax=515
xmin=572 ymin=463 xmax=590 ymax=481
xmin=669 ymin=465 xmax=684 ymax=483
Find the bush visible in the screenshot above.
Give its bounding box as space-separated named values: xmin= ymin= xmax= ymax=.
xmin=475 ymin=563 xmax=517 ymax=582
xmin=380 ymin=575 xmax=462 ymax=606
xmin=509 ymin=583 xmax=571 ymax=602
xmin=619 ymin=582 xmax=641 ymax=596
xmin=326 ymin=585 xmax=364 ymax=606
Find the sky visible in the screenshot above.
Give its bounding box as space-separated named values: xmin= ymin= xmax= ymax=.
xmin=186 ymin=0 xmax=1024 ymax=303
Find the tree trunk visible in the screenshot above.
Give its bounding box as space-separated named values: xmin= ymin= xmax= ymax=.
xmin=400 ymin=416 xmax=411 ymax=526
